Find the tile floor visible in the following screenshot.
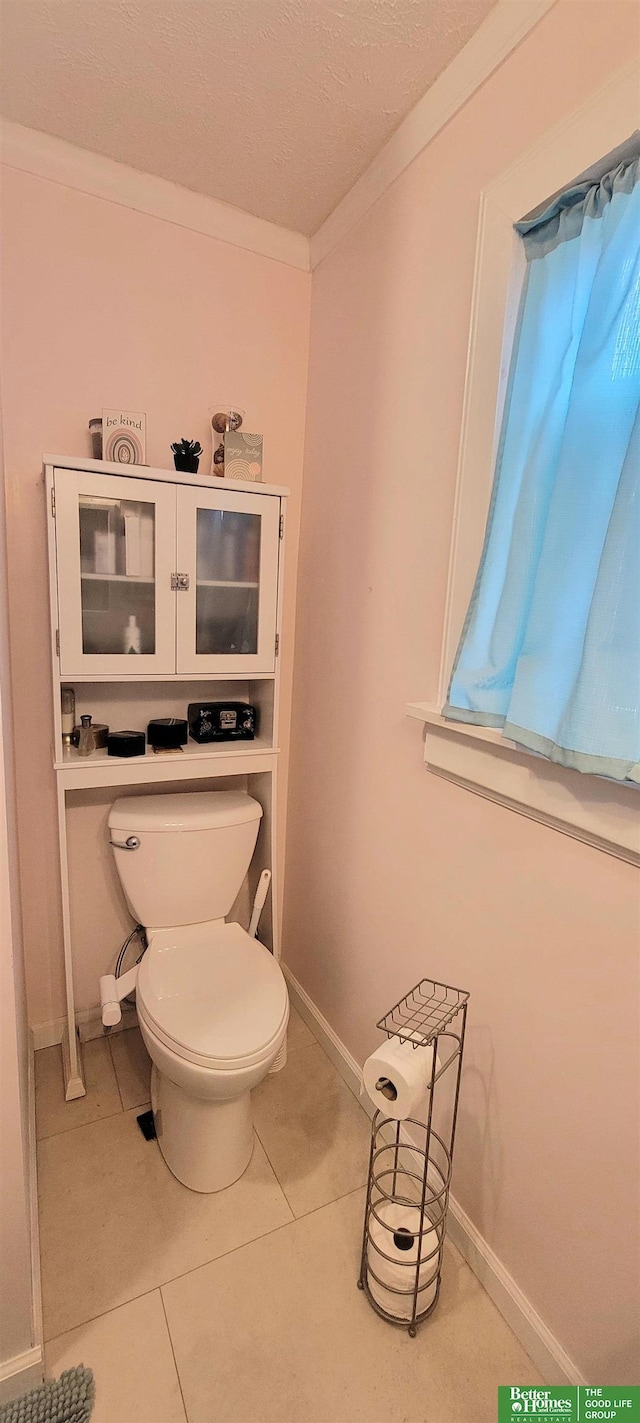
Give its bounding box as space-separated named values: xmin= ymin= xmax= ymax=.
xmin=37 ymin=1008 xmax=541 ymax=1423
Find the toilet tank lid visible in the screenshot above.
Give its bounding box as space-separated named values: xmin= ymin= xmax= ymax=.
xmin=108 ymin=791 xmax=263 ymax=833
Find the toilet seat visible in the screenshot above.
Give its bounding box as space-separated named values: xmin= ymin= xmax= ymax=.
xmin=137 ymin=920 xmax=288 ymax=1071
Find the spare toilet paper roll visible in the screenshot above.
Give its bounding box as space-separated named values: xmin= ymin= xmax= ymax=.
xmin=362 ymin=1037 xmax=440 ymax=1120
xmin=367 ymin=1200 xmax=439 ymax=1320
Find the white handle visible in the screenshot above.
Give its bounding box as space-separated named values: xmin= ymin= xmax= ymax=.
xmin=249 ymin=869 xmax=271 ymax=938
xmin=100 ymin=974 xmax=121 ymax=1027
xmin=100 ymin=965 xmax=139 ymax=1028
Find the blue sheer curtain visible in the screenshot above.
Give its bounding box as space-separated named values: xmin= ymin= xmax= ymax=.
xmin=444 ymin=140 xmax=640 ymax=783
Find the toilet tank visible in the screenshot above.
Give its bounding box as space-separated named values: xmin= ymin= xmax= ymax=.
xmin=108 ymin=791 xmax=263 ymax=928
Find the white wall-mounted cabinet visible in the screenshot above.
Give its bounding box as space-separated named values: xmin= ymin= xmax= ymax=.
xmin=45 ymin=456 xmax=288 ymax=1103
xmin=53 ymin=465 xmax=282 ymax=679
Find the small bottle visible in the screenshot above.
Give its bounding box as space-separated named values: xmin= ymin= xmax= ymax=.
xmin=61 ymin=687 xmax=75 ymax=746
xmin=77 ymin=714 xmax=94 ymax=756
xmin=123 ymin=614 xmax=141 ymax=654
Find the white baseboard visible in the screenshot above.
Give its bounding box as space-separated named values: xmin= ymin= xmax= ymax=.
xmin=27 ymin=1039 xmax=43 ymax=1364
xmin=282 ymin=963 xmax=584 ymax=1386
xmin=282 ymin=964 xmax=364 ymax=1098
xmin=31 ymin=1018 xmax=66 ymax=1051
xmin=445 ymin=1195 xmax=585 ymax=1386
xmin=0 ymin=1347 xmax=44 ymax=1405
xmin=1 ymin=1040 xmax=45 ymax=1406
xmin=79 ymin=1005 xmax=138 ymax=1043
xmin=32 ymin=1004 xmax=138 ymax=1051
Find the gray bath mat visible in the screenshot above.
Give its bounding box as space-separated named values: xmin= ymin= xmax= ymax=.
xmin=0 ymin=1367 xmax=94 ymax=1423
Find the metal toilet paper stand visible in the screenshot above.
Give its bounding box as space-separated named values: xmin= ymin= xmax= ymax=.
xmin=358 ymin=978 xmax=469 ymax=1336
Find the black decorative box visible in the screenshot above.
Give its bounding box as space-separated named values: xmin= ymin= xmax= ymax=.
xmin=188 ymin=702 xmax=256 ymax=743
xmin=147 ymin=717 xmax=188 ymax=749
xmin=107 ymin=730 xmax=146 ymax=758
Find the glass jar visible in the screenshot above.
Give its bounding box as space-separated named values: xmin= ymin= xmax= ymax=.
xmin=208 ymin=406 xmax=245 ymax=477
xmin=61 ymin=687 xmax=75 ymax=746
xmin=89 ymin=418 xmax=103 ymax=459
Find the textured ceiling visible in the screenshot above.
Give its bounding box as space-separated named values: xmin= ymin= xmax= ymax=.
xmin=0 ymin=0 xmax=497 ymax=234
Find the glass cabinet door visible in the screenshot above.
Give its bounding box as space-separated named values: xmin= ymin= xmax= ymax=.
xmin=176 ymin=486 xmax=280 ymax=674
xmin=55 ymin=470 xmax=176 ymax=676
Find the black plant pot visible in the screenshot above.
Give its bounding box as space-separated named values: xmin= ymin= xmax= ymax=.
xmin=173 ymin=452 xmax=200 ymax=473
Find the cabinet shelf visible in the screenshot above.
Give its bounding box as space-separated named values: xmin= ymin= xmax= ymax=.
xmin=196 ymin=579 xmax=259 ymax=589
xmin=54 ymin=736 xmax=278 ymax=789
xmin=79 ymin=576 xmax=260 ymax=588
xmin=81 ymin=572 xmax=155 ymax=583
xmin=56 ymin=736 xmax=273 ymax=770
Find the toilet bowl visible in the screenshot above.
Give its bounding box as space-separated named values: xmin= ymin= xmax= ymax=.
xmin=108 ymin=790 xmax=289 ymax=1193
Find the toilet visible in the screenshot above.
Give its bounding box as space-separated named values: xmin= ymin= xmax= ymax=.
xmin=107 ymin=789 xmax=289 ymax=1193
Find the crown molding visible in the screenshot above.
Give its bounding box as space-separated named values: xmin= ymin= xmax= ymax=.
xmin=0 ymin=120 xmax=311 ymax=272
xmin=310 ymin=0 xmax=557 ymax=268
xmin=0 ymin=1 xmax=556 ymax=275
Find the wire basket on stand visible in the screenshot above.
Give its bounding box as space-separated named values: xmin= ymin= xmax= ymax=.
xmin=358 ymin=978 xmax=469 ymax=1337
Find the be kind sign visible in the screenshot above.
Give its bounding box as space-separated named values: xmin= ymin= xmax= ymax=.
xmin=102 ymin=410 xmax=146 ymax=465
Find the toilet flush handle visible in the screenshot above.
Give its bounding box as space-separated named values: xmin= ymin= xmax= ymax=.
xmin=109 ymin=836 xmax=140 ymax=851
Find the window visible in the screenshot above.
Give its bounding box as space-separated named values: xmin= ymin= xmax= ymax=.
xmin=408 ymin=69 xmax=639 ymax=862
xmin=444 ymin=133 xmax=639 ymax=784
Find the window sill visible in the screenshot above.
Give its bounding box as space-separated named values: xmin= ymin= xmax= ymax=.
xmin=407 ymin=703 xmax=639 ymax=866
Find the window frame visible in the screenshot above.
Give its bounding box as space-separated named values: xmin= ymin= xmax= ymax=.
xmin=408 ymin=61 xmax=639 ymax=865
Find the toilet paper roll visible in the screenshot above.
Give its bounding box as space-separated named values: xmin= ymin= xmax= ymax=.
xmin=361 ymin=1037 xmax=439 ymax=1120
xmin=367 ymin=1200 xmax=440 ymax=1320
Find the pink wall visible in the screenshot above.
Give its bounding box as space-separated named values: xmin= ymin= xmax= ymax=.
xmin=0 ymin=169 xmax=310 ymax=1029
xmin=283 ymin=0 xmax=640 ymax=1384
xmin=0 ymin=403 xmax=39 ymax=1380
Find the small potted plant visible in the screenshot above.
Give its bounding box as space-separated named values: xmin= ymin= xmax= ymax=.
xmin=171 ymin=438 xmax=203 ymax=473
